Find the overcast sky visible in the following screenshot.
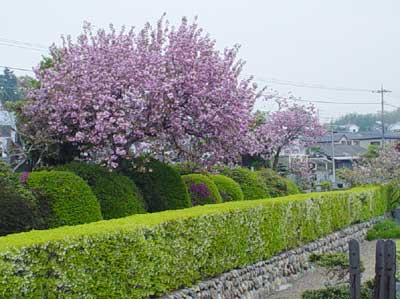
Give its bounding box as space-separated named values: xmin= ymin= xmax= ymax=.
xmin=1 ymin=0 xmax=399 ymax=122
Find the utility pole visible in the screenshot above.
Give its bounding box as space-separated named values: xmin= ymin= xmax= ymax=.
xmin=330 ymin=120 xmax=336 ymax=186
xmin=372 ymin=85 xmax=391 ymax=147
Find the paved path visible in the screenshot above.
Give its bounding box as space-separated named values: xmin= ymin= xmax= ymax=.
xmin=268 ymin=240 xmax=377 ymax=299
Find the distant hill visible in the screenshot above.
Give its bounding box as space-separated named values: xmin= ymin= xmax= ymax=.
xmin=332 ymin=108 xmax=400 ymax=132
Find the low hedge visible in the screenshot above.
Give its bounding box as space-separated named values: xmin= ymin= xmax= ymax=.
xmin=122 ymin=158 xmax=191 ymax=212
xmin=26 ymin=171 xmax=103 ymax=228
xmin=182 ymin=174 xmax=222 ymax=206
xmin=0 ymin=186 xmax=390 ymax=298
xmin=302 ymin=281 xmax=373 ymax=299
xmin=256 ymin=168 xmax=300 ymax=197
xmin=210 ymin=174 xmax=244 ymax=202
xmin=220 ymin=167 xmax=270 ymax=200
xmin=57 ymin=162 xmax=146 ymax=219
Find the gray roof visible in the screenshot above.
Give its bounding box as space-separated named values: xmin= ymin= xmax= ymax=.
xmin=310 ymin=143 xmax=366 ymax=158
xmin=0 ymin=110 xmax=15 ymax=127
xmin=316 ymin=131 xmax=400 ymax=143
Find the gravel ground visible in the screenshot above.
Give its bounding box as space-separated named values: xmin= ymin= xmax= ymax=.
xmin=268 ymin=240 xmax=377 ymax=299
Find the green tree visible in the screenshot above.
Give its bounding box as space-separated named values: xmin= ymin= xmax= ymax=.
xmin=0 ymin=68 xmax=23 ymax=104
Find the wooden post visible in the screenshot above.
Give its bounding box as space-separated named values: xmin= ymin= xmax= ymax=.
xmin=384 ymin=240 xmax=396 ymax=299
xmin=374 ymin=240 xmax=385 ymax=299
xmin=349 ymin=239 xmax=361 ymax=299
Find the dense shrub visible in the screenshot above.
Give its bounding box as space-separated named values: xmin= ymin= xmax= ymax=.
xmin=26 ymin=171 xmax=102 ymax=227
xmin=220 ymin=167 xmax=270 ymax=200
xmin=0 ymin=186 xmax=390 ymax=298
xmin=256 ymin=168 xmax=300 ymax=197
xmin=182 ymin=174 xmax=222 ymax=206
xmin=0 ymin=163 xmax=38 ymax=236
xmin=302 ymin=281 xmax=373 ymax=299
xmin=122 ymin=158 xmax=191 ymax=212
xmin=210 ymin=174 xmax=244 ymax=202
xmin=366 ymin=219 xmax=400 ymax=240
xmin=56 ymin=162 xmax=146 ymax=219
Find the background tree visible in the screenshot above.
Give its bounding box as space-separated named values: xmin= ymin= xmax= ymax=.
xmin=339 ymin=143 xmax=400 ymax=186
xmin=23 ymin=17 xmax=261 ymax=168
xmin=255 ymin=98 xmax=325 ymax=170
xmin=0 ymin=68 xmax=24 ymax=105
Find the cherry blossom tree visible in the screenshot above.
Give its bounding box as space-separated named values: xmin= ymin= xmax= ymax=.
xmin=255 ymin=98 xmax=325 ymax=170
xmin=23 ymin=17 xmax=261 ymax=168
xmin=339 ymin=143 xmax=400 ymax=186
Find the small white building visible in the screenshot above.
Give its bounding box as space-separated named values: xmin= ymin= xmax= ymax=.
xmin=389 ymin=122 xmax=400 ymax=132
xmin=0 ymin=104 xmax=16 ymax=160
xmin=346 ymin=124 xmax=360 ymax=133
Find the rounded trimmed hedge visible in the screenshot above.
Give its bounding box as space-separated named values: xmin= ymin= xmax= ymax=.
xmin=256 ymin=168 xmax=300 ymax=197
xmin=220 ymin=167 xmax=270 ymax=200
xmin=210 ymin=174 xmax=244 ymax=202
xmin=26 ymin=170 xmax=102 ymax=227
xmin=0 ymin=163 xmax=38 ymax=236
xmin=57 ymin=162 xmax=146 ymax=219
xmin=182 ymin=174 xmax=222 ymax=206
xmin=123 ymin=158 xmax=191 ymax=212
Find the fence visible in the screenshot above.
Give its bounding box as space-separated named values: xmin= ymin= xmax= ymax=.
xmin=349 ymin=239 xmax=396 ymax=299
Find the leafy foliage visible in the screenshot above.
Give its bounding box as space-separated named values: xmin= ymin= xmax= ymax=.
xmin=0 ymin=162 xmax=38 ymax=236
xmin=255 ymin=168 xmax=300 ymax=197
xmin=210 ymin=174 xmax=244 ymax=202
xmin=220 ymin=167 xmax=270 ymax=200
xmin=366 ymin=219 xmax=400 ymax=240
xmin=56 ymin=162 xmax=146 ymax=219
xmin=26 ymin=170 xmax=102 ymax=227
xmin=182 ymin=174 xmax=222 ymax=206
xmin=0 ymin=186 xmax=389 ymax=298
xmin=122 ymin=158 xmax=191 ymax=212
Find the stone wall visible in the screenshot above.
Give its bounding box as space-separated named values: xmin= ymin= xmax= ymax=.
xmin=161 ymin=217 xmax=383 ymax=299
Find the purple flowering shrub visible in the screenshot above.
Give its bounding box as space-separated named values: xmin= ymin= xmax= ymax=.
xmin=182 ymin=174 xmax=222 ymax=206
xmin=19 ymin=172 xmax=30 ymax=184
xmin=189 ymin=183 xmax=211 ymax=206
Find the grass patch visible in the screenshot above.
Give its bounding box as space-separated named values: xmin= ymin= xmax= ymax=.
xmin=366 ymin=219 xmax=400 ymax=240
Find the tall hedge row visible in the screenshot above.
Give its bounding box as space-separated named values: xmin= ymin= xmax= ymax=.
xmin=0 ymin=186 xmax=390 ymax=298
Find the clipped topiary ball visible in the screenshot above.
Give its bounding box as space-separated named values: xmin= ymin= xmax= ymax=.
xmin=122 ymin=158 xmax=191 ymax=212
xmin=0 ymin=162 xmax=39 ymax=236
xmin=256 ymin=168 xmax=300 ymax=197
xmin=210 ymin=174 xmax=244 ymax=202
xmin=56 ymin=162 xmax=146 ymax=219
xmin=26 ymin=170 xmax=103 ymax=227
xmin=182 ymin=174 xmax=222 ymax=206
xmin=220 ymin=167 xmax=270 ymax=200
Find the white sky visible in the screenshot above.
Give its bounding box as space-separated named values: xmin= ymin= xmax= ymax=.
xmin=1 ymin=0 xmax=400 ymax=122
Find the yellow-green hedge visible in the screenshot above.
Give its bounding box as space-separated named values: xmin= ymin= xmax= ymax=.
xmin=0 ymin=186 xmax=390 ymax=298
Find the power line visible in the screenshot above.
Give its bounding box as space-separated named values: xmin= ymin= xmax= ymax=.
xmin=0 ymin=42 xmax=47 ymax=52
xmin=254 ymin=76 xmax=372 ymax=93
xmin=289 ymin=98 xmax=379 ymax=105
xmin=0 ymin=65 xmax=34 ymax=73
xmin=0 ymin=37 xmax=48 ymax=49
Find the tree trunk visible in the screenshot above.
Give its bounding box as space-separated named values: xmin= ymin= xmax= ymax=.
xmin=272 ymin=148 xmax=282 ymax=171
